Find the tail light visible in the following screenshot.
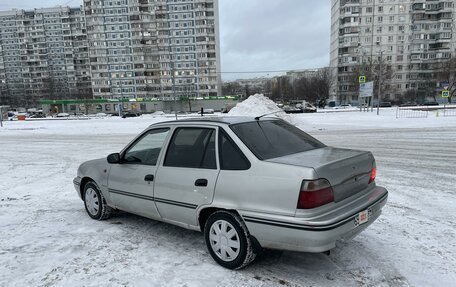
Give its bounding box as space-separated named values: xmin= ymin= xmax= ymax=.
xmin=369 ymin=162 xmax=376 ymax=184
xmin=297 ymin=179 xmax=334 ymax=209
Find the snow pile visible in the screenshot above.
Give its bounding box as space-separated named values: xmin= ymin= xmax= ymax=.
xmin=228 ymin=94 xmax=294 ymax=123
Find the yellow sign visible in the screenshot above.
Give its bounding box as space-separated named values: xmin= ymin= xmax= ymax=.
xmin=442 ymin=90 xmax=450 ymax=98
xmin=359 ymin=76 xmax=366 ymax=83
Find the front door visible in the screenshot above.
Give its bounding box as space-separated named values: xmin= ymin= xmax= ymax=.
xmin=108 ymin=128 xmax=170 ymax=219
xmin=154 ymin=127 xmax=219 ymax=226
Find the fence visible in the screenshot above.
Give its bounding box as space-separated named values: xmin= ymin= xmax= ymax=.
xmin=396 ymin=104 xmax=456 ymax=118
xmin=396 ymin=107 xmax=428 ymax=118
xmin=443 ymin=105 xmax=456 ymax=117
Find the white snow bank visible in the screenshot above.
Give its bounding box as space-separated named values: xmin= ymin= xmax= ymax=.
xmin=228 ymin=94 xmax=294 ymax=123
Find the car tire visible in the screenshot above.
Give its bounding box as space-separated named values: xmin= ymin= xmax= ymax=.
xmin=204 ymin=211 xmax=256 ymax=269
xmin=83 ymin=181 xmax=112 ymax=220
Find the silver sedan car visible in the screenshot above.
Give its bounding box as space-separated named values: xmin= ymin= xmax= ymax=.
xmin=74 ymin=117 xmax=388 ymax=269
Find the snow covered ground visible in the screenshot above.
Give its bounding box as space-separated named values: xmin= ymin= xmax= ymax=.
xmin=1 ymin=108 xmax=456 ymax=286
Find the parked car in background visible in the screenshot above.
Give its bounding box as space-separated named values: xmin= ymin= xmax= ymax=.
xmin=7 ymin=111 xmax=16 ymax=121
xmin=29 ymin=113 xmax=46 ymax=118
xmin=74 ymin=117 xmax=388 ymax=269
xmin=422 ymin=101 xmax=439 ymax=106
xmin=379 ymin=102 xmax=392 ymax=107
xmin=56 ymin=113 xmax=70 ymax=118
xmin=297 ymin=102 xmax=317 ymax=113
xmin=284 ymin=101 xmax=317 ymax=113
xmin=283 ymin=105 xmax=303 ymax=114
xmin=327 ymin=101 xmax=336 ymax=108
xmin=202 ymin=108 xmax=215 ymax=114
xmin=122 ymin=112 xmax=140 ymax=118
xmin=335 ymin=104 xmax=352 ymax=109
xmin=400 ymin=102 xmax=416 ymax=107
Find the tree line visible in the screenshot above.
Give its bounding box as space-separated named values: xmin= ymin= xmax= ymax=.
xmin=222 ymin=69 xmax=332 ymax=105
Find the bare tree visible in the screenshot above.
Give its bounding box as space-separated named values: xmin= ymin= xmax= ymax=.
xmin=398 ymin=89 xmax=418 ymax=104
xmin=222 ymin=82 xmax=242 ymax=96
xmin=347 ymin=57 xmax=396 ymax=105
xmin=438 ymin=57 xmax=456 ymax=104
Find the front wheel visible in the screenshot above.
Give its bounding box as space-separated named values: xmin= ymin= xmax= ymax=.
xmin=83 ymin=181 xmax=112 ymax=220
xmin=204 ymin=211 xmax=256 ymax=269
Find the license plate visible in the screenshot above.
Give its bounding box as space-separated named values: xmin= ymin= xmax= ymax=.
xmin=354 ymin=209 xmax=369 ymax=227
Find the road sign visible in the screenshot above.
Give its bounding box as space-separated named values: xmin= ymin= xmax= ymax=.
xmin=359 ymin=76 xmax=366 ymax=83
xmin=442 ymin=90 xmax=450 ymax=98
xmin=440 ymin=82 xmax=449 ymax=90
xmin=359 ymin=81 xmax=374 ymax=98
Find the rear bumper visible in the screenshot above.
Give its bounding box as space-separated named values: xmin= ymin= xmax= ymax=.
xmin=242 ymin=187 xmax=388 ymax=253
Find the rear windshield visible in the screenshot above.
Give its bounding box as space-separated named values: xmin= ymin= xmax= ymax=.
xmin=230 ymin=120 xmax=325 ymax=160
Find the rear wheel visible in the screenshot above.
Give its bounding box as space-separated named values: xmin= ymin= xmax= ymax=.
xmin=204 ymin=211 xmax=256 ymax=269
xmin=83 ymin=181 xmax=112 ymax=220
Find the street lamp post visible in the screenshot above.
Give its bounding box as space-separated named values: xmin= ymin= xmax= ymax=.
xmin=172 ymin=63 xmax=177 ymax=120
xmin=0 ymin=105 xmax=10 ymax=127
xmin=377 ymin=50 xmax=383 ymax=115
xmin=0 ymin=106 xmax=3 ymax=127
xmin=357 ymin=44 xmax=370 ymax=112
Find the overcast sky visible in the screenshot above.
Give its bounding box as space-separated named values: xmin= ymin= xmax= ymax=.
xmin=0 ymin=0 xmax=331 ymax=81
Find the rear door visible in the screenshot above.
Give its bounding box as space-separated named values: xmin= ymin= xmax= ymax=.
xmin=108 ymin=128 xmax=170 ymax=219
xmin=154 ymin=126 xmax=219 ymax=226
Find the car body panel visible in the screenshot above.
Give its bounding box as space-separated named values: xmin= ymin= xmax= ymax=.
xmin=154 ymin=166 xmax=220 ymax=226
xmin=108 ymin=163 xmax=160 ymax=220
xmin=213 ymin=162 xmax=315 ymax=216
xmin=267 ymin=147 xmax=374 ymax=202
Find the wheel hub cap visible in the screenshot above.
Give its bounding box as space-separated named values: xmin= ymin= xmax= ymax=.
xmin=209 ymin=220 xmax=240 ymax=262
xmin=85 ymin=188 xmax=99 ymax=216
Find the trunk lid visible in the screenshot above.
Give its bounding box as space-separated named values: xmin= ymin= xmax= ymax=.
xmin=266 ymin=147 xmax=374 ymax=202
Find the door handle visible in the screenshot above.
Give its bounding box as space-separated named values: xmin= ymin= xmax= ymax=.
xmin=144 ymin=174 xmax=154 ymax=182
xmin=195 ymin=179 xmax=208 ymax=187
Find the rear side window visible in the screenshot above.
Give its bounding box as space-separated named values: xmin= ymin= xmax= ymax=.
xmin=219 ymin=130 xmax=250 ymax=170
xmin=230 ymin=120 xmax=325 ymax=160
xmin=164 ymin=127 xmax=216 ymax=169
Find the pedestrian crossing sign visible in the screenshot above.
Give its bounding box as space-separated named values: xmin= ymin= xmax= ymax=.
xmin=359 ymin=76 xmax=366 ymax=83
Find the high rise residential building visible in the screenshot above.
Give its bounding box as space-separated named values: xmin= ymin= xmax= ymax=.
xmin=330 ymin=0 xmax=456 ymax=104
xmin=84 ymin=0 xmax=221 ymax=100
xmin=286 ymin=68 xmax=330 ymax=84
xmin=0 ymin=7 xmax=91 ymax=106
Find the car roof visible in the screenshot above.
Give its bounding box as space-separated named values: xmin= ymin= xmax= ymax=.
xmin=149 ymin=116 xmax=280 ymax=127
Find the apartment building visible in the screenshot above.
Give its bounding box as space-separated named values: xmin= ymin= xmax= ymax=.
xmin=330 ymin=0 xmax=456 ymax=104
xmin=286 ymin=68 xmax=329 ymax=84
xmin=0 ymin=7 xmax=91 ymax=106
xmin=84 ymin=0 xmax=221 ymax=100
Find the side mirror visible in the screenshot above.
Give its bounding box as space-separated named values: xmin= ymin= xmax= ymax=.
xmin=107 ymin=153 xmax=121 ymax=164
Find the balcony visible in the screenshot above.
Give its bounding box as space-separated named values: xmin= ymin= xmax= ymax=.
xmin=340 ymin=21 xmax=359 ymax=29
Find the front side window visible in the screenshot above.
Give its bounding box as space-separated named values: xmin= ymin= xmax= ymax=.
xmin=230 ymin=120 xmax=325 ymax=160
xmin=164 ymin=127 xmax=216 ymax=169
xmin=123 ymin=128 xmax=170 ymax=165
